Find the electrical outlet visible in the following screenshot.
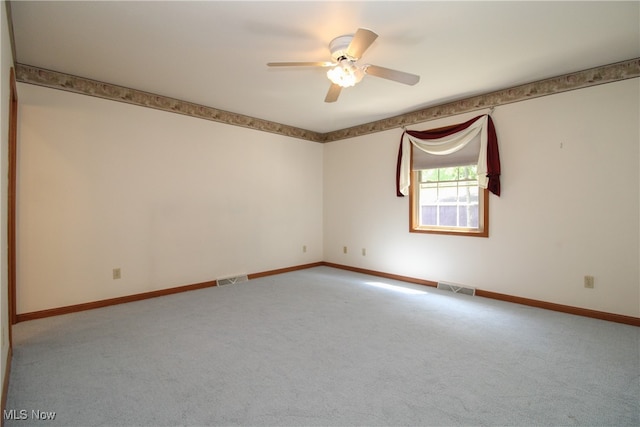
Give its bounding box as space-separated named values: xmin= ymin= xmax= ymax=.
xmin=362 ymin=248 xmax=366 ymax=256
xmin=303 ymin=245 xmax=307 ymax=253
xmin=584 ymin=275 xmax=594 ymax=289
xmin=113 ymin=268 xmax=122 ymax=280
xmin=343 ymin=246 xmax=348 ymax=254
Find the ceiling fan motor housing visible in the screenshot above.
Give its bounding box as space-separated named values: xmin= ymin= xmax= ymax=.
xmin=329 ymin=34 xmax=356 ymax=61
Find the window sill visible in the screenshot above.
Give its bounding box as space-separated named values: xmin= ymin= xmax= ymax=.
xmin=410 ymin=226 xmax=488 ymax=238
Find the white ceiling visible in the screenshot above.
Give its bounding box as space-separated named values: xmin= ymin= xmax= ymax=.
xmin=10 ymin=1 xmax=640 ymax=133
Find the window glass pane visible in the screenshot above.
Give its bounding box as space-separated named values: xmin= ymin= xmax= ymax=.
xmin=419 ymin=186 xmax=438 ymax=203
xmin=421 ymin=206 xmax=437 ymax=226
xmin=467 ymin=204 xmax=479 ymax=228
xmin=413 ymin=164 xmax=483 ymax=233
xmin=439 ymin=185 xmax=457 ymax=203
xmin=468 ymin=166 xmax=478 ymax=180
xmin=459 ymin=165 xmax=477 ymax=180
xmin=438 ymin=206 xmax=457 ymax=226
xmin=458 ymin=184 xmax=477 ymax=203
xmin=459 ymin=206 xmax=468 ymax=226
xmin=421 ymin=169 xmax=438 ymax=183
xmin=438 ymin=167 xmax=458 ymax=181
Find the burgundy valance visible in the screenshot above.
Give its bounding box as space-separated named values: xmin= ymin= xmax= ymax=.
xmin=396 ymin=114 xmax=501 ymax=197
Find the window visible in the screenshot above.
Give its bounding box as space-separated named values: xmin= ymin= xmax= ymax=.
xmin=410 ymin=162 xmax=488 ymax=237
xmin=396 ymin=114 xmax=500 ymax=237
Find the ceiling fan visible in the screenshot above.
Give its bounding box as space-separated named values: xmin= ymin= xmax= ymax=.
xmin=267 ymin=28 xmax=420 ymax=103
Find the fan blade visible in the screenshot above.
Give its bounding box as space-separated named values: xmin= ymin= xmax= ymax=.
xmin=324 ymin=83 xmax=342 ymax=103
xmin=364 ymin=65 xmax=420 ymax=85
xmin=267 ymin=61 xmax=334 ymax=67
xmin=346 ymin=28 xmax=378 ymax=59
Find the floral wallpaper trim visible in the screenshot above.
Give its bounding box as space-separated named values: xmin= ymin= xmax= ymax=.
xmin=16 ymin=58 xmax=639 ymax=143
xmin=14 ymin=64 xmax=325 ymax=143
xmin=324 ymin=58 xmax=640 ymax=141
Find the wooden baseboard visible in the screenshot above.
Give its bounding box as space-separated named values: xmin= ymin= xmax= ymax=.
xmin=321 ymin=262 xmax=438 ymax=288
xmin=1 ymin=347 xmax=12 ymax=427
xmin=248 ymin=262 xmax=324 ymax=279
xmin=475 ymin=289 xmax=640 ymax=326
xmin=15 ymin=261 xmax=640 ymax=327
xmin=16 ymin=280 xmax=218 ymax=323
xmin=323 ymin=262 xmax=640 ymax=327
xmin=16 ymin=262 xmax=324 ymax=323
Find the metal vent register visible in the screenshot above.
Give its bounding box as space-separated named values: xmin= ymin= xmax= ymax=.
xmin=437 ymin=281 xmax=476 ymax=296
xmin=216 ymin=275 xmax=248 ymax=286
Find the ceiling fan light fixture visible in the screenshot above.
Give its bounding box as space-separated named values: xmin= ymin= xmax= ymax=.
xmin=326 ymin=59 xmax=364 ymax=88
xmin=267 ymin=27 xmax=419 ymax=102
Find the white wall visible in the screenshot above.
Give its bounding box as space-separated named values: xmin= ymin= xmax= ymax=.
xmin=16 ymin=83 xmax=323 ymax=313
xmin=324 ymin=79 xmax=640 ymax=317
xmin=15 ymin=74 xmax=640 ymax=318
xmin=0 ymin=0 xmax=12 ymax=399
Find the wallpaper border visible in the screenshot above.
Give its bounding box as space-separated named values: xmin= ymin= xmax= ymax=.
xmin=16 ymin=58 xmax=640 ymax=143
xmin=15 ymin=64 xmax=326 ymax=142
xmin=325 ymin=58 xmax=640 ymax=141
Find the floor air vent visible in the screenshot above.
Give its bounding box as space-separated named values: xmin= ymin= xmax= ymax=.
xmin=216 ymin=275 xmax=248 ymax=286
xmin=437 ymin=281 xmax=476 ymax=296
